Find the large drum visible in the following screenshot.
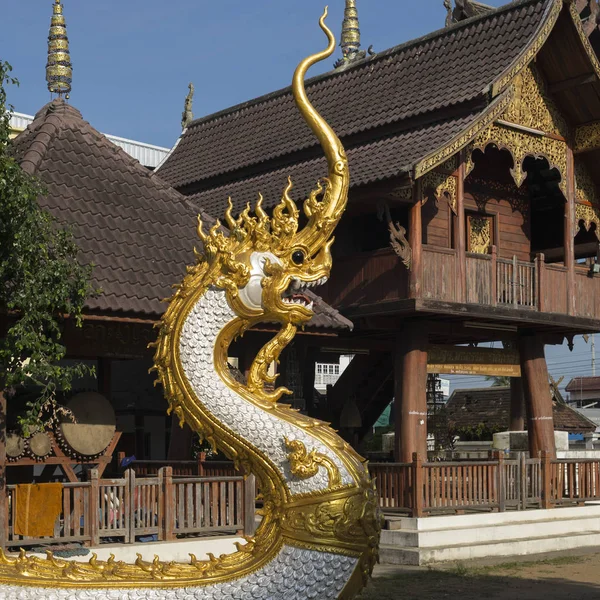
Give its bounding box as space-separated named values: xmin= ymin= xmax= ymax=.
xmin=59 ymin=392 xmax=116 ymax=457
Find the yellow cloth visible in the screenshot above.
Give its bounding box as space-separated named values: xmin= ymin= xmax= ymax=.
xmin=14 ymin=483 xmax=63 ymax=538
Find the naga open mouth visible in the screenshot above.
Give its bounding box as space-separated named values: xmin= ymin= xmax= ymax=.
xmin=282 ymin=277 xmax=328 ymax=310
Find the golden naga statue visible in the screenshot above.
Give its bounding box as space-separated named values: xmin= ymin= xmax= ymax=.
xmin=0 ymin=9 xmax=381 ymax=599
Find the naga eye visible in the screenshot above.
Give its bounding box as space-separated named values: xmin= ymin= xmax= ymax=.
xmin=292 ymin=250 xmax=306 ymax=265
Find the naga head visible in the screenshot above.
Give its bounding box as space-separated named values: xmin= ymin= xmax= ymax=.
xmin=196 ymin=8 xmax=349 ymax=327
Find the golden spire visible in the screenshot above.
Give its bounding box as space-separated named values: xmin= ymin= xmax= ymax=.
xmin=46 ymin=0 xmax=72 ymax=97
xmin=335 ymin=0 xmax=374 ymax=69
xmin=340 ymin=0 xmax=361 ymax=58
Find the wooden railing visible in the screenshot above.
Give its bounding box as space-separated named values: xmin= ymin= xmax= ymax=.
xmin=370 ymin=453 xmax=600 ymax=517
xmin=549 ymin=459 xmax=600 ymax=506
xmin=496 ymin=256 xmax=536 ymax=308
xmin=4 ymin=468 xmax=255 ymax=549
xmin=422 ymin=247 xmax=458 ymax=302
xmin=117 ymin=453 xmax=238 ymax=478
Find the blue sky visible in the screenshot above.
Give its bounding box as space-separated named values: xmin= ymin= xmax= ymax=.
xmin=3 ymin=0 xmax=503 ymax=147
xmin=3 ymin=0 xmax=595 ymax=394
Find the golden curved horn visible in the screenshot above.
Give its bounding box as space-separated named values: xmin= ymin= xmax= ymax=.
xmin=292 ymin=7 xmax=350 ymax=253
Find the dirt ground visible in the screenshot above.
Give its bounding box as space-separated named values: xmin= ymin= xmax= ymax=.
xmin=357 ymin=549 xmax=600 ymax=599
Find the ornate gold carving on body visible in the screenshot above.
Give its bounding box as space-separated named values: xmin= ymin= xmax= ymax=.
xmin=491 ymin=0 xmax=562 ymax=96
xmin=0 ymin=10 xmax=380 ymax=597
xmin=576 ymin=203 xmax=600 ymax=239
xmin=501 ymin=64 xmax=568 ymax=138
xmin=422 ymin=170 xmax=458 ymax=213
xmin=575 ymin=160 xmax=599 ymax=206
xmin=468 ymin=216 xmax=492 ymax=254
xmin=575 ymin=122 xmax=600 ymax=154
xmin=465 ymin=64 xmax=569 ymax=195
xmin=285 ymin=438 xmax=342 ymax=489
xmin=439 ymin=155 xmax=459 ymax=172
xmin=389 ymin=185 xmax=412 ymax=201
xmin=465 ymin=123 xmax=567 ymax=195
xmin=414 ymin=90 xmax=514 ymax=178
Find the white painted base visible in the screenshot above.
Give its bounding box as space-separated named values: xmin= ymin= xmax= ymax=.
xmin=380 ymin=505 xmax=600 ymax=566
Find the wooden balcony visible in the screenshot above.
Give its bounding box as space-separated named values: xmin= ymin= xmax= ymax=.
xmin=323 ymin=245 xmax=600 ymax=324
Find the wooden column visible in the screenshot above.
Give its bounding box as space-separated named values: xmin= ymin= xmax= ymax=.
xmin=409 ymin=180 xmax=423 ymax=299
xmin=0 ymin=391 xmax=6 ymax=550
xmin=97 ymin=358 xmax=112 ymax=400
xmin=167 ymin=413 xmax=194 ymax=460
xmin=455 ymin=151 xmax=467 ymax=303
xmin=509 ymin=377 xmax=525 ymax=431
xmin=565 ymin=144 xmax=576 ymax=315
xmin=394 ymin=322 xmax=428 ymax=462
xmin=518 ymin=335 xmax=556 ymax=458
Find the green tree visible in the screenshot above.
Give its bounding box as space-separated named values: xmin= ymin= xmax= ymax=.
xmin=485 ymin=375 xmax=511 ymax=387
xmin=0 ymin=61 xmax=93 ymax=435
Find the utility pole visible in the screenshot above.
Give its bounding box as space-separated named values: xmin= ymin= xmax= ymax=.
xmin=593 ymin=335 xmax=596 ymax=377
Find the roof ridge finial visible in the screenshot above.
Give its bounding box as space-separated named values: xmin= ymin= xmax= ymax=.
xmin=182 ymin=82 xmax=195 ymax=131
xmin=334 ymin=0 xmax=375 ymax=70
xmin=46 ymin=0 xmax=72 ymax=98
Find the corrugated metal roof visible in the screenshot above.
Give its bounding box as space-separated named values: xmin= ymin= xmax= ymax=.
xmin=9 ymin=111 xmax=170 ymax=169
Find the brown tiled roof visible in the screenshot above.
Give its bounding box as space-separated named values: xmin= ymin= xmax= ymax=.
xmin=447 ymin=387 xmax=597 ymax=433
xmin=565 ymin=377 xmax=600 ymax=393
xmin=11 ymin=100 xmax=203 ymax=318
xmin=158 ymin=0 xmax=552 ymax=211
xmin=187 ymin=111 xmax=482 ymax=217
xmin=9 ymin=100 xmax=352 ymax=331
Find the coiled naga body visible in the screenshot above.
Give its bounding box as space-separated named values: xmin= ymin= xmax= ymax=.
xmin=0 ymin=10 xmax=380 ymax=600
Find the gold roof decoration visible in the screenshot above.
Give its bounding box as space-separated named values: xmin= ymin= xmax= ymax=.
xmin=335 ymin=0 xmax=375 ymax=69
xmin=46 ymin=0 xmax=72 ymax=97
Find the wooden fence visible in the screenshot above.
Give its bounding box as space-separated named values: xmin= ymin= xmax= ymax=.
xmin=117 ymin=453 xmax=238 ymax=478
xmin=4 ymin=468 xmax=255 ymax=549
xmin=370 ymin=453 xmax=600 ymax=517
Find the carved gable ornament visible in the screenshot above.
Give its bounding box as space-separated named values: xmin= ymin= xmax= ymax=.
xmin=466 ymin=64 xmax=568 ymax=196
xmin=575 ymin=160 xmax=600 ymax=239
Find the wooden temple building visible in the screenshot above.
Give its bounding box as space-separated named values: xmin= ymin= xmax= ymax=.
xmin=157 ymin=0 xmax=600 ymax=462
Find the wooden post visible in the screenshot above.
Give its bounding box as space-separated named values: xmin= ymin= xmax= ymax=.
xmin=163 ymin=466 xmax=175 ymax=541
xmin=455 ymin=150 xmax=467 ymax=303
xmin=412 ymin=453 xmax=424 ymax=518
xmin=244 ymin=474 xmax=257 ymax=537
xmin=541 ymin=451 xmax=553 ymax=509
xmin=89 ymin=468 xmax=100 ymax=547
xmin=409 ymin=180 xmax=423 ymax=299
xmin=394 ymin=323 xmax=428 ymax=462
xmin=0 ymin=391 xmax=6 ymax=550
xmin=129 ymin=468 xmax=137 ymax=544
xmin=124 ymin=469 xmax=131 ymax=543
xmin=509 ymin=377 xmax=525 ymax=431
xmin=491 ymin=245 xmax=498 ymax=306
xmin=520 ymin=452 xmax=527 ymax=510
xmin=167 ymin=414 xmax=194 ymax=460
xmin=536 ymin=253 xmax=545 ymax=312
xmin=565 ymin=144 xmax=576 ymax=315
xmin=157 ymin=467 xmax=164 ymax=541
xmin=519 ymin=335 xmax=556 ymax=459
xmin=497 ymin=451 xmax=506 ymax=513
xmin=97 ymin=358 xmax=112 ymax=400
